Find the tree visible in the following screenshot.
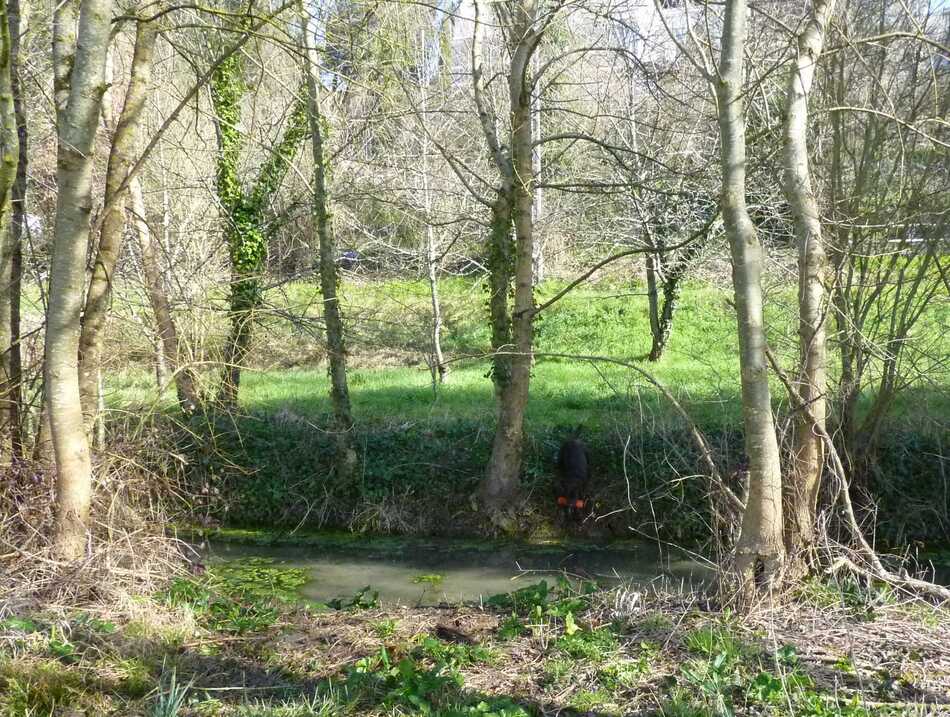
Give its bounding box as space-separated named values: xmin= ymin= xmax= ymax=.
xmin=716 ymin=0 xmax=785 ymax=594
xmin=472 ymin=0 xmax=546 ymax=521
xmin=781 ymin=0 xmax=836 ymax=560
xmin=823 ymin=0 xmax=949 ymax=510
xmin=48 ymin=0 xmax=114 ymax=559
xmin=209 ymin=41 xmax=308 ymax=406
xmin=299 ymin=0 xmax=358 ymax=480
xmin=0 ymin=0 xmax=21 ymax=453
xmin=1 ymin=0 xmax=26 ymax=458
xmin=77 ymin=15 xmax=158 ymax=434
xmin=131 ymin=176 xmax=200 ymax=412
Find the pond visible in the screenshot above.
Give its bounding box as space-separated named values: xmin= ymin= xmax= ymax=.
xmin=201 ymin=535 xmax=713 ymax=606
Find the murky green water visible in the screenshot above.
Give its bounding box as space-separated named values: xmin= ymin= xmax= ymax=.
xmin=202 ymin=537 xmax=712 ymax=606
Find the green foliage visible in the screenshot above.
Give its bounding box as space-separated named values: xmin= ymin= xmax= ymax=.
xmin=46 ymin=624 xmax=78 ymax=663
xmin=497 ymin=615 xmax=527 ymax=641
xmin=597 ymin=658 xmax=647 ymax=690
xmin=556 ymin=627 xmax=619 ymax=662
xmin=485 ymin=578 xmax=593 ymax=618
xmin=0 ymin=617 xmax=37 ymax=633
xmin=346 ymin=645 xmax=464 ymax=713
xmin=372 ymin=619 xmax=398 ymax=638
xmin=415 ymin=636 xmax=497 ymax=669
xmin=684 ymin=625 xmax=744 ymax=662
xmin=327 ymin=586 xmax=380 ymax=610
xmin=484 ymin=581 xmax=551 ymax=615
xmin=163 ymin=558 xmax=306 ymax=633
xmin=150 ymin=668 xmax=191 ymax=717
xmin=569 ymin=688 xmax=615 ymax=712
xmin=796 ymin=577 xmax=896 ymax=619
xmin=680 ymin=651 xmax=741 ymax=716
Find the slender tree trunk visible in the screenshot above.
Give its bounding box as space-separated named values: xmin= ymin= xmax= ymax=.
xmin=0 ymin=0 xmax=20 ymax=453
xmin=301 ymin=11 xmax=356 ymax=479
xmin=646 ymin=251 xmax=661 ymax=359
xmin=782 ymin=0 xmax=836 ymax=561
xmin=483 ymin=195 xmax=518 ymax=510
xmin=78 ymin=17 xmax=157 ymax=433
xmin=48 ymin=0 xmax=113 ymax=560
xmin=717 ymin=0 xmax=785 ymax=595
xmin=131 ymin=177 xmax=199 ymax=412
xmin=530 ymin=51 xmax=544 ymax=284
xmin=419 ymin=68 xmax=446 ymax=383
xmin=6 ymin=0 xmax=26 ymax=457
xmin=425 ymin=223 xmax=445 ymax=382
xmin=153 ymin=330 xmax=167 ymax=388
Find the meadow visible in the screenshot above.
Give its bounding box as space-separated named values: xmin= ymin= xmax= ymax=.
xmin=93 ymin=274 xmax=949 ymax=545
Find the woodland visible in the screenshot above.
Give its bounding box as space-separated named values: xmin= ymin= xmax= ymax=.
xmin=0 ymin=0 xmax=949 ymax=714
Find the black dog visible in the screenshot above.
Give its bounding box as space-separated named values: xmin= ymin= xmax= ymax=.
xmin=557 ymin=437 xmax=590 ymax=520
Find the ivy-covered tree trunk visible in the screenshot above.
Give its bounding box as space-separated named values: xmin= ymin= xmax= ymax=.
xmin=78 ymin=16 xmax=157 ymax=433
xmin=647 ymin=238 xmax=705 ymax=361
xmin=210 ymin=53 xmax=251 ymax=407
xmin=210 ymin=51 xmax=308 ymax=406
xmin=483 ymin=195 xmax=517 ymax=508
xmin=478 ymin=0 xmax=542 ymax=522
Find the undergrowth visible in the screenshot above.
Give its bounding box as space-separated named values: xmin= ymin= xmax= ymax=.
xmin=1 ymin=570 xmax=944 ymax=716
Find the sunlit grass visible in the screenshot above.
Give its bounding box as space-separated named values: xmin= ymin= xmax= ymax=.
xmin=104 ymin=275 xmax=947 ymax=432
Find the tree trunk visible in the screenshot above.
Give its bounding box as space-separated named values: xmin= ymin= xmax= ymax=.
xmin=425 ymin=223 xmax=446 ymax=383
xmin=301 ymin=10 xmax=356 ymax=480
xmin=78 ymin=17 xmax=157 ymax=433
xmin=646 ymin=251 xmax=661 ymax=359
xmin=48 ymin=0 xmax=113 ymax=560
xmin=480 ymin=0 xmax=540 ymax=519
xmin=131 ymin=177 xmax=199 ymax=412
xmin=483 ymin=196 xmax=519 ymax=510
xmin=419 ymin=69 xmax=446 ymax=384
xmin=211 ymin=44 xmax=307 ymax=407
xmin=0 ymin=0 xmax=19 ymax=454
xmin=530 ymin=51 xmax=544 ymax=285
xmin=717 ymin=0 xmax=785 ymax=595
xmin=782 ymin=0 xmax=836 ymax=562
xmin=5 ymin=0 xmax=27 ymax=457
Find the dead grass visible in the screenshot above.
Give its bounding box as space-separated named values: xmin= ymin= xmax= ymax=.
xmin=0 ymin=444 xmax=189 ymax=615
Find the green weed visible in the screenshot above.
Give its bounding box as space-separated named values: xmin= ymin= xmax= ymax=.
xmin=556 ymin=627 xmax=619 ymax=662
xmin=163 ymin=558 xmax=307 ymax=633
xmin=372 ymin=619 xmax=398 ymax=638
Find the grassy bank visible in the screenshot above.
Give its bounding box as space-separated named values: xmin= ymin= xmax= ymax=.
xmin=2 ymin=560 xmax=948 ymax=716
xmin=104 ymin=277 xmax=949 ymax=544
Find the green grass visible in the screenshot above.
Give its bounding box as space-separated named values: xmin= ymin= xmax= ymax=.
xmin=105 ymin=276 xmax=948 ymax=432
xmin=99 ymin=276 xmax=949 ymax=543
